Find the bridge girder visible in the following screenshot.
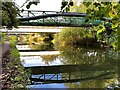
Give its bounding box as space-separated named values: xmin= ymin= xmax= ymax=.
xmin=18 ymin=10 xmax=111 ymax=27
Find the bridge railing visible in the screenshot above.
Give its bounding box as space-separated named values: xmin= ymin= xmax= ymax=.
xmin=18 ymin=10 xmax=61 ymax=18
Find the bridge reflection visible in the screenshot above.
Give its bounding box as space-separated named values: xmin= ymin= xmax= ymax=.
xmin=26 ymin=64 xmax=117 ymax=84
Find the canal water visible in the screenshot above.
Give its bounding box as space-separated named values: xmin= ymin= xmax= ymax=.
xmin=15 ymin=31 xmax=119 ymax=89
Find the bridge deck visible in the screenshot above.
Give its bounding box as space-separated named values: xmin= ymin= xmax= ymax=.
xmin=0 ymin=28 xmax=61 ymax=33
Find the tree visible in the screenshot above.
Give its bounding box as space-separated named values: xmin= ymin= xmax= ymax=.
xmin=1 ymin=0 xmax=19 ymax=29
xmin=61 ymin=0 xmax=120 ymax=51
xmin=1 ymin=0 xmax=40 ymax=29
xmin=80 ymin=1 xmax=120 ymax=51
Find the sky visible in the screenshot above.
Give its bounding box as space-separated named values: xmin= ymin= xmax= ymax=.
xmin=15 ymin=0 xmax=62 ymax=11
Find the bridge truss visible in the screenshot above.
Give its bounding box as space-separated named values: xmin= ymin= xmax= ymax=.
xmin=19 ymin=10 xmax=111 ymax=27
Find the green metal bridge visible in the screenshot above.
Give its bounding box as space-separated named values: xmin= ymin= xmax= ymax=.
xmin=19 ymin=10 xmax=111 ymax=27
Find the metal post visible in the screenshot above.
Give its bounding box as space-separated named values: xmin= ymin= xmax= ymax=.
xmin=28 ymin=11 xmax=30 ymax=24
xmin=44 ymin=73 xmax=45 ymax=80
xmin=57 ymin=74 xmax=58 ymax=80
xmin=43 ymin=11 xmax=45 ymax=23
xmin=69 ymin=17 xmax=71 ymax=25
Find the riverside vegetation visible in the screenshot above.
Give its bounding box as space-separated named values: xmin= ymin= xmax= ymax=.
xmin=2 ymin=33 xmax=31 ymax=89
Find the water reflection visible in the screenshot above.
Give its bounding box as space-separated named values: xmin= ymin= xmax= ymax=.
xmin=28 ymin=83 xmax=68 ymax=89
xmin=23 ymin=46 xmax=118 ymax=88
xmin=20 ymin=54 xmax=61 ymax=67
xmin=59 ymin=46 xmax=117 ymax=69
xmin=55 ymin=45 xmax=119 ymax=88
xmin=16 ymin=32 xmax=119 ymax=88
xmin=17 ymin=33 xmax=54 ymax=51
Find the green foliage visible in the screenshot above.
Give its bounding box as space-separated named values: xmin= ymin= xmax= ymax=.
xmin=70 ymin=1 xmax=87 ymax=13
xmin=61 ymin=0 xmax=74 ymax=12
xmin=7 ymin=45 xmax=31 ymax=88
xmin=0 ymin=33 xmax=7 ymax=44
xmin=1 ymin=1 xmax=20 ymax=29
xmin=53 ymin=27 xmax=98 ymax=48
xmin=82 ymin=1 xmax=120 ymax=51
xmin=63 ymin=1 xmax=119 ymax=51
xmin=1 ymin=0 xmax=40 ymax=29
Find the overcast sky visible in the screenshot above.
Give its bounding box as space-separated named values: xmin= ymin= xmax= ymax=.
xmin=15 ymin=0 xmax=62 ymax=11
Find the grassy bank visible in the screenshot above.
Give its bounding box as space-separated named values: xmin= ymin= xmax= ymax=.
xmin=2 ymin=34 xmax=31 ymax=89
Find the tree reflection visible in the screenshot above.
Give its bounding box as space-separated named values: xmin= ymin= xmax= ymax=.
xmin=29 ymin=42 xmax=54 ymax=51
xmin=64 ymin=78 xmax=118 ymax=88
xmin=54 ymin=44 xmax=119 ymax=88
xmin=17 ymin=35 xmax=29 ymax=45
xmin=40 ymin=55 xmax=59 ymax=65
xmin=17 ymin=33 xmax=55 ymax=50
xmin=57 ymin=45 xmax=118 ymax=67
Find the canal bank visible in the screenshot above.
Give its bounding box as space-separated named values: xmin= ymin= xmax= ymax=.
xmin=1 ymin=40 xmax=30 ymax=89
